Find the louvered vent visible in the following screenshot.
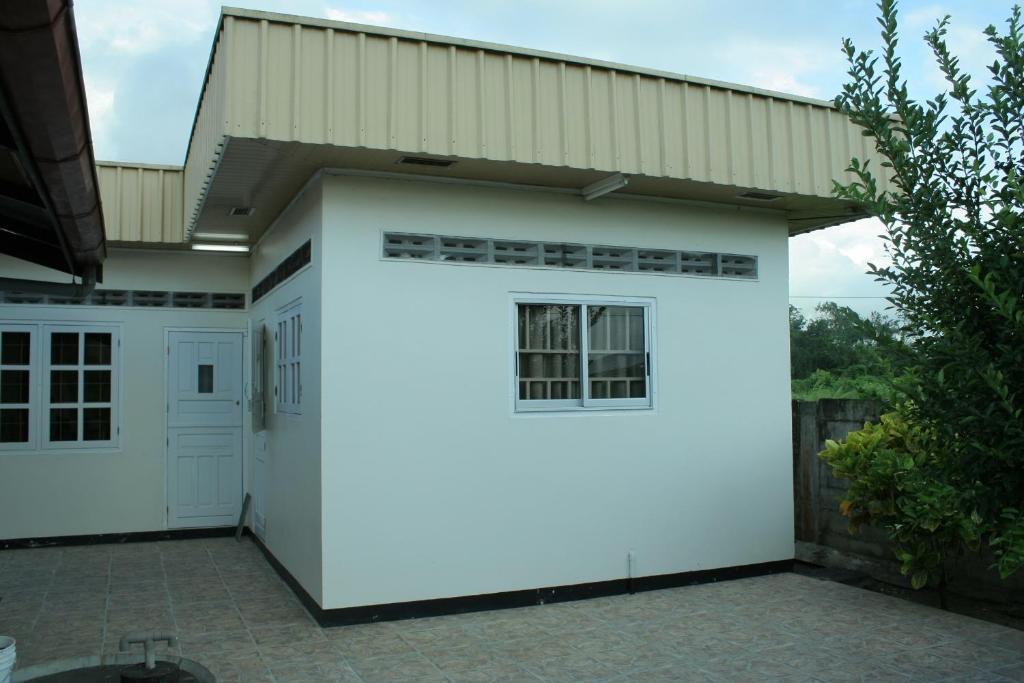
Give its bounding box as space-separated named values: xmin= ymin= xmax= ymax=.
xmin=382 ymin=233 xmax=436 ymax=259
xmin=382 ymin=233 xmax=758 ymax=279
xmin=0 ymin=290 xmax=248 ymax=309
xmin=132 ymin=291 xmax=170 ymax=307
xmin=719 ymin=255 xmax=758 ymax=278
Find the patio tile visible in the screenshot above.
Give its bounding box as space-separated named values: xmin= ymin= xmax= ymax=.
xmin=348 ymin=651 xmax=449 ymax=682
xmin=990 ymin=663 xmax=1024 ymax=683
xmin=520 ymin=652 xmax=621 ymax=682
xmin=4 ymin=538 xmax=1023 ymax=682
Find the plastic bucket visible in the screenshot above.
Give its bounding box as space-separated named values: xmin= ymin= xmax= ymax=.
xmin=0 ymin=636 xmax=15 ymax=683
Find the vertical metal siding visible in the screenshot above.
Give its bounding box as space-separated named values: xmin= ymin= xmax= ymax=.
xmin=183 ymin=13 xmax=893 ymax=228
xmin=96 ymin=163 xmax=183 ymax=243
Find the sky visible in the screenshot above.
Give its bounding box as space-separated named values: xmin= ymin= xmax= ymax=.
xmin=73 ymin=0 xmax=1014 ymax=318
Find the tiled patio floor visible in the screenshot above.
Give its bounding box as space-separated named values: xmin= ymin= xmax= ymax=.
xmin=1 ymin=538 xmax=1023 ymax=682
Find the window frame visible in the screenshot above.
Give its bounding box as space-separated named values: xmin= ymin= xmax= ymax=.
xmin=511 ymin=293 xmax=656 ymax=413
xmin=41 ymin=324 xmax=121 ymax=449
xmin=0 ymin=324 xmax=38 ymax=450
xmin=274 ymin=300 xmax=303 ymax=415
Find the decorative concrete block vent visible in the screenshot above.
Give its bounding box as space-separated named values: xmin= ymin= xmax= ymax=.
xmin=383 ymin=232 xmax=758 ymax=278
xmin=0 ymin=289 xmax=246 ymax=309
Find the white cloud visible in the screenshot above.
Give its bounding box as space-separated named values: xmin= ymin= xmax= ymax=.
xmin=324 ymin=7 xmax=393 ymax=25
xmin=75 ymin=1 xmax=217 ymax=56
xmin=789 ymin=218 xmax=893 ymax=318
xmin=714 ymin=39 xmax=841 ymax=100
xmin=83 ymin=78 xmax=116 ymax=159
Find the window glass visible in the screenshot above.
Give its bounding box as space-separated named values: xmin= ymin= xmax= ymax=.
xmin=50 ymin=370 xmax=79 ymax=403
xmin=515 ymin=299 xmax=652 ymax=411
xmin=587 ymin=306 xmax=647 ymax=399
xmin=0 ymin=408 xmax=28 ymax=443
xmin=83 ymin=407 xmax=111 ymax=441
xmin=517 ymin=304 xmax=580 ymax=400
xmin=51 ymin=333 xmax=78 ymax=365
xmin=1 ymin=332 xmax=29 ymax=365
xmin=84 ymin=370 xmax=111 ymax=402
xmin=49 ymin=407 xmax=77 ymax=441
xmin=198 ymin=365 xmax=214 ymax=394
xmin=1 ymin=370 xmax=29 ymax=404
xmin=84 ymin=333 xmax=112 ymax=365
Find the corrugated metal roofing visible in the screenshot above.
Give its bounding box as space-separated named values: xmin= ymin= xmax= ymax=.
xmin=174 ymin=7 xmax=892 ymax=240
xmin=96 ymin=161 xmax=184 ymax=243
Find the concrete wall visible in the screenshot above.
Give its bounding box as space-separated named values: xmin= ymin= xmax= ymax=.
xmin=319 ymin=174 xmax=794 ymax=609
xmin=0 ymin=249 xmax=248 ymax=539
xmin=793 ymin=399 xmax=1024 ymax=600
xmin=792 ymin=399 xmax=886 ymax=556
xmin=247 ymin=177 xmax=324 ymax=604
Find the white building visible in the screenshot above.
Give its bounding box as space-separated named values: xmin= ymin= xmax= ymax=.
xmin=0 ymin=7 xmax=890 ymax=622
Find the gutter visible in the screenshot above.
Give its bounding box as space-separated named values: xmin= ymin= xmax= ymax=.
xmin=0 ymin=0 xmax=107 ymax=274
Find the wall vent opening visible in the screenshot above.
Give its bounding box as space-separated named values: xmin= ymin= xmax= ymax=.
xmin=228 ymin=207 xmax=255 ymax=217
xmin=737 ymin=191 xmax=782 ymax=201
xmin=397 ymin=156 xmax=456 ymax=168
xmin=0 ymin=290 xmax=247 ymax=309
xmin=383 ymin=233 xmax=758 ymax=279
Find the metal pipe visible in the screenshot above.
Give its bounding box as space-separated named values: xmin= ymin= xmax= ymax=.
xmin=0 ymin=266 xmax=96 ymax=299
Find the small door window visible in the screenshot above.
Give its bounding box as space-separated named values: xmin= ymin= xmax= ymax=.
xmin=198 ymin=364 xmax=214 ymax=394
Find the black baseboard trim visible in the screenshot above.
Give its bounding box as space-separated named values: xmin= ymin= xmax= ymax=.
xmin=250 ymin=534 xmax=793 ymax=628
xmin=0 ymin=526 xmax=237 ymax=551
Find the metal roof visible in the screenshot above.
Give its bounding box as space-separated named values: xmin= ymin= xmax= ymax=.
xmin=0 ymin=0 xmax=105 ymax=276
xmin=114 ymin=6 xmax=896 ymax=245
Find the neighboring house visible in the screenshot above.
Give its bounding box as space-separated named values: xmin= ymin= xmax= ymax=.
xmin=0 ymin=6 xmax=891 ymax=622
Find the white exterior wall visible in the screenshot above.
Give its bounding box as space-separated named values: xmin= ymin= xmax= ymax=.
xmin=248 ymin=178 xmax=324 ymax=603
xmin=0 ymin=249 xmax=248 ymax=539
xmin=319 ymin=175 xmax=794 ymax=609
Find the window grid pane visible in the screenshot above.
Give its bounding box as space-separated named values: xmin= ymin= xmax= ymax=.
xmin=45 ymin=329 xmax=116 ymax=446
xmin=276 ymin=305 xmax=303 ymax=414
xmin=587 ymin=306 xmax=647 ymax=400
xmin=1 ymin=369 xmax=29 ymax=404
xmin=49 ymin=407 xmax=78 ymax=441
xmin=516 ymin=304 xmax=581 ymax=401
xmin=1 ymin=332 xmax=30 ymax=365
xmin=50 ymin=333 xmax=78 ymax=365
xmin=0 ymin=408 xmax=29 ymax=443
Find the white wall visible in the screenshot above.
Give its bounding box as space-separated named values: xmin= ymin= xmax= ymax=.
xmin=319 ymin=175 xmax=793 ymax=609
xmin=0 ymin=249 xmax=248 ymax=539
xmin=247 ymin=177 xmax=324 ymax=604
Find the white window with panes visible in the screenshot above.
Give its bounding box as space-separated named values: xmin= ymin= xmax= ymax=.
xmin=275 ymin=301 xmax=302 ymax=414
xmin=0 ymin=324 xmax=120 ymax=449
xmin=513 ymin=295 xmax=654 ymax=412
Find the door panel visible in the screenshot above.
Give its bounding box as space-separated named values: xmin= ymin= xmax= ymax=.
xmin=167 ymin=331 xmax=243 ymax=529
xmin=169 ymin=333 xmax=243 ymax=428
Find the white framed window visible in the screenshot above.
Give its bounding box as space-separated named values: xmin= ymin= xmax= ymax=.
xmin=0 ymin=325 xmax=36 ymax=448
xmin=275 ymin=300 xmax=302 ymax=414
xmin=0 ymin=323 xmax=120 ymax=450
xmin=42 ymin=325 xmax=119 ymax=448
xmin=513 ymin=294 xmax=654 ymax=412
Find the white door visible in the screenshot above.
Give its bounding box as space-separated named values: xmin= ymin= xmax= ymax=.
xmin=167 ymin=331 xmax=243 ymax=528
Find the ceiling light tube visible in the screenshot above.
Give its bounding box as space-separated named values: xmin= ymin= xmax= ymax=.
xmin=192 ymin=232 xmax=249 ymax=241
xmin=191 ymin=244 xmax=250 ymax=253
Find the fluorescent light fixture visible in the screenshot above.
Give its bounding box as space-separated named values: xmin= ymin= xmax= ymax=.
xmin=582 ymin=173 xmax=629 ymax=201
xmin=192 ymin=232 xmax=249 ymax=241
xmin=191 ymin=244 xmax=250 ymax=253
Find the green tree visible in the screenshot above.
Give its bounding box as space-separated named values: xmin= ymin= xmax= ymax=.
xmin=823 ymin=0 xmax=1024 ymax=593
xmin=789 ymin=302 xmax=907 ymax=401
